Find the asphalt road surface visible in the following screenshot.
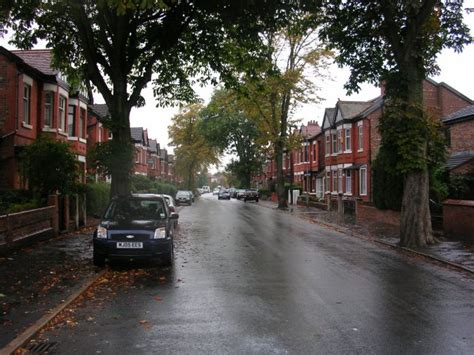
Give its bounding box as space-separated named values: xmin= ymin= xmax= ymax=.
xmin=31 ymin=194 xmax=474 ymax=354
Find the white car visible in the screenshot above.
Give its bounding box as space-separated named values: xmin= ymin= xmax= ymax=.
xmin=213 ymin=188 xmax=220 ymax=195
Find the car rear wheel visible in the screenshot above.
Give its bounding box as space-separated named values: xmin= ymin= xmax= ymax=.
xmin=93 ymin=252 xmax=105 ymax=267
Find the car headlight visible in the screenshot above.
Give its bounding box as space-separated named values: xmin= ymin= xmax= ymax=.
xmin=153 ymin=227 xmax=167 ymax=239
xmin=96 ymin=226 xmax=108 ymax=239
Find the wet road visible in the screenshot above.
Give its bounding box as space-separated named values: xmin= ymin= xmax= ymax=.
xmin=33 ymin=194 xmax=474 ymax=354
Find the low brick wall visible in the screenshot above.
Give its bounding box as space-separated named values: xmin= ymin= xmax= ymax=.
xmin=0 ymin=205 xmax=58 ymax=254
xmin=443 ymin=199 xmax=474 ymax=240
xmin=357 ymin=204 xmax=400 ymax=228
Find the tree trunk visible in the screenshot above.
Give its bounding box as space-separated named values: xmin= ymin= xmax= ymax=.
xmin=397 ymin=63 xmax=434 ymax=247
xmin=109 ymin=104 xmax=133 ymax=199
xmin=275 ymin=139 xmax=288 ymax=209
xmin=400 ymin=170 xmax=435 ymax=246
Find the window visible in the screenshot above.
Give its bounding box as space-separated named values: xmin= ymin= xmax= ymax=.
xmin=98 ymin=126 xmax=103 ymax=143
xmin=337 ymin=130 xmax=342 ymax=153
xmin=358 ymin=124 xmax=363 ymax=151
xmin=346 ymin=170 xmax=352 ymax=194
xmin=360 ymin=168 xmax=367 ymax=195
xmin=68 ymin=105 xmax=76 ymax=136
xmin=304 ymin=145 xmax=309 ymax=162
xmin=332 ymin=133 xmax=337 ymax=154
xmin=23 ymin=84 xmax=31 ymax=125
xmin=338 ymin=169 xmax=343 ymax=192
xmin=44 ymin=92 xmax=53 ymax=127
xmin=332 ymin=171 xmax=337 ymax=192
xmin=325 ymin=173 xmax=330 ymax=192
xmin=345 ymin=128 xmax=351 ymax=152
xmin=79 ymin=108 xmax=86 ymax=138
xmin=58 ymin=96 xmax=66 ymax=131
xmin=325 ymin=134 xmax=330 ymax=155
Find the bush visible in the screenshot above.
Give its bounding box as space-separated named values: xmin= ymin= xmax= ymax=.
xmin=448 ymin=173 xmax=474 ymax=200
xmin=372 ymin=150 xmax=403 ymax=211
xmin=131 ymin=175 xmax=154 ymax=192
xmin=86 ymin=182 xmax=111 ymax=216
xmin=258 ymin=189 xmax=270 ymax=198
xmin=0 ymin=189 xmax=40 ymax=215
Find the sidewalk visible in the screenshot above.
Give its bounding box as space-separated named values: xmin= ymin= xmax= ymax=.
xmin=0 ymin=225 xmax=98 ymax=348
xmin=258 ymin=200 xmax=474 ymax=273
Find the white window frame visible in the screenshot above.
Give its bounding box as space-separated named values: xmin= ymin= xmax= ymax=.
xmin=23 ymin=84 xmax=31 ymax=125
xmin=68 ymin=104 xmax=76 ymax=136
xmin=58 ymin=96 xmax=66 ymax=131
xmin=325 ymin=134 xmax=330 ymax=157
xmin=345 ymin=170 xmax=352 ymax=194
xmin=338 ymin=169 xmax=343 ymax=193
xmin=358 ymin=123 xmax=364 ymax=152
xmin=360 ymin=167 xmax=367 ymax=196
xmin=44 ymin=91 xmax=53 ymax=127
xmin=344 ymin=128 xmax=352 ymax=153
xmin=332 ymin=170 xmax=337 ymax=192
xmin=332 ymin=132 xmax=337 ymax=155
xmin=337 ymin=130 xmax=342 ymax=153
xmin=79 ymin=108 xmax=86 ymax=139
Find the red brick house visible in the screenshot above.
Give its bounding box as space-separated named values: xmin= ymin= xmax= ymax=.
xmin=443 ymin=105 xmax=474 ymax=176
xmin=87 ymin=104 xmax=111 ymax=182
xmin=0 ymin=47 xmax=88 ymax=189
xmin=148 ymin=139 xmax=161 ymax=179
xmin=131 ymin=127 xmax=149 ymax=176
xmin=322 ymin=78 xmax=473 ymax=207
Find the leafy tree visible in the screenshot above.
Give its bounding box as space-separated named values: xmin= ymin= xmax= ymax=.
xmin=321 ymin=0 xmax=471 ymax=247
xmin=169 ymin=104 xmax=219 ymax=191
xmin=231 ymin=11 xmax=332 ymax=208
xmin=20 ymin=136 xmax=78 ymax=200
xmin=3 ymin=0 xmax=299 ymax=197
xmin=200 ymin=89 xmax=264 ymax=188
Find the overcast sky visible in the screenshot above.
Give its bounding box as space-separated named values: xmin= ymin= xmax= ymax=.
xmin=1 ymin=3 xmax=473 ymax=166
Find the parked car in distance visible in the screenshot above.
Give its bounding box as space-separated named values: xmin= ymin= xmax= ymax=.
xmin=218 ymin=189 xmax=231 ymax=200
xmin=93 ymin=194 xmax=177 ymax=267
xmin=236 ymin=189 xmax=247 ymax=200
xmin=213 ymin=188 xmax=220 ymax=195
xmin=187 ymin=190 xmax=195 ymax=202
xmin=161 ymin=194 xmax=178 ymax=228
xmin=243 ymin=189 xmax=259 ymax=202
xmin=202 ymin=186 xmax=210 ymax=193
xmin=176 ymin=190 xmax=192 ymax=205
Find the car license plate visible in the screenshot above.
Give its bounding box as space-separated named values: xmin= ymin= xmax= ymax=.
xmin=117 ymin=242 xmax=143 ymax=249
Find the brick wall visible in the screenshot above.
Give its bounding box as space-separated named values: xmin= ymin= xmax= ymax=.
xmin=0 ymin=205 xmax=58 ymax=253
xmin=443 ymin=199 xmax=474 ymax=240
xmin=448 ymin=120 xmax=474 ymax=154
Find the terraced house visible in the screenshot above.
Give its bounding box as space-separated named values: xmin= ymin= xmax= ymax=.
xmin=254 ymin=78 xmax=473 ymax=209
xmin=0 ymin=47 xmax=88 ymax=189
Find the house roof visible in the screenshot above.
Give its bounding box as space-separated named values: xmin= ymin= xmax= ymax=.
xmin=89 ymin=104 xmax=109 ymax=119
xmin=446 ymin=151 xmax=474 ymax=170
xmin=11 ymin=49 xmax=57 ymax=76
xmin=149 ymin=139 xmax=158 ymax=153
xmin=338 ymin=100 xmax=374 ymax=119
xmin=322 ymin=107 xmax=337 ymax=130
xmin=130 ymin=127 xmax=144 ymax=143
xmin=443 ymin=105 xmax=474 ymax=125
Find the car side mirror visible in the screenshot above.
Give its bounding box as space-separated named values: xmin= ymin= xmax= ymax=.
xmin=168 ymin=206 xmax=176 ymax=212
xmin=170 ymin=212 xmax=179 ymax=220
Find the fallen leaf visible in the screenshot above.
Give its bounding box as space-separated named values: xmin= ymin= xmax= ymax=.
xmin=154 ymin=296 xmax=162 ymax=302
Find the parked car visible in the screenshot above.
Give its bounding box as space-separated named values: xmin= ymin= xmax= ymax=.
xmin=176 ymin=190 xmax=192 ymax=205
xmin=92 ymin=194 xmax=178 ymax=266
xmin=161 ymin=194 xmax=178 ymax=228
xmin=213 ymin=188 xmax=220 ymax=195
xmin=243 ymin=189 xmax=259 ymax=202
xmin=236 ymin=189 xmax=247 ymax=200
xmin=186 ymin=190 xmax=195 ymax=202
xmin=218 ymin=189 xmax=231 ymax=200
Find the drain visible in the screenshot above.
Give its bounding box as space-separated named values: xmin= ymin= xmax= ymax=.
xmin=26 ymin=341 xmax=58 ymax=354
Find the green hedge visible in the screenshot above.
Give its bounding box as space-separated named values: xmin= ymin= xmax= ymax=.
xmin=131 ymin=175 xmax=178 ymax=197
xmin=86 ymin=182 xmax=111 ymax=217
xmin=0 ymin=189 xmax=40 ymax=215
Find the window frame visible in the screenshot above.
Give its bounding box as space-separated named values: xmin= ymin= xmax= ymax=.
xmin=23 ymin=84 xmax=31 ymax=125
xmin=358 ymin=123 xmax=364 ymax=151
xmin=360 ymin=167 xmax=367 ymax=196
xmin=345 ymin=128 xmax=351 ymax=152
xmin=68 ymin=104 xmax=76 ymax=136
xmin=44 ymin=91 xmax=54 ymax=127
xmin=58 ymin=96 xmax=66 ymax=131
xmin=345 ymin=170 xmax=352 ymax=194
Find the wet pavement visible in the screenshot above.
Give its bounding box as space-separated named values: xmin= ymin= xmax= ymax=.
xmin=259 ymin=200 xmax=474 ymax=271
xmin=23 ymin=194 xmax=474 ymax=354
xmin=0 ymin=226 xmax=98 ymax=348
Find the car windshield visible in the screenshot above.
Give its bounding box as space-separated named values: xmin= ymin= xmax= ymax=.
xmin=176 ymin=191 xmax=189 ymax=197
xmin=104 ymin=198 xmax=166 ymax=221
